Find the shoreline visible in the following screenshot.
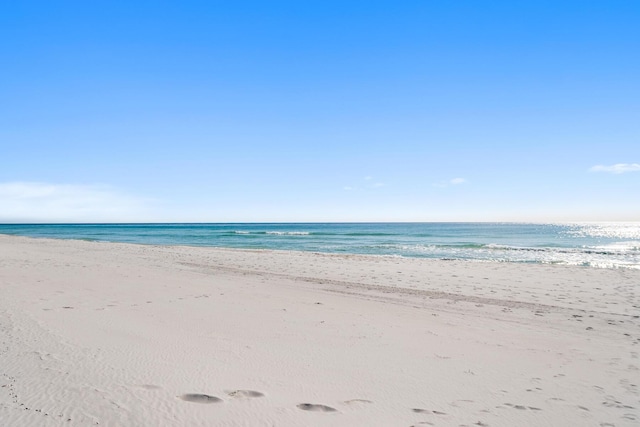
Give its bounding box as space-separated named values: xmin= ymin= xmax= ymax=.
xmin=1 ymin=234 xmax=638 ymax=426
xmin=2 ymin=232 xmax=638 ymax=272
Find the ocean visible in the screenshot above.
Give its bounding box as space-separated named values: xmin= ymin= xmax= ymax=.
xmin=1 ymin=222 xmax=639 ymax=270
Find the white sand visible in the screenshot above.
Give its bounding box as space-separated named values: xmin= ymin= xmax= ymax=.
xmin=0 ymin=234 xmax=638 ymax=426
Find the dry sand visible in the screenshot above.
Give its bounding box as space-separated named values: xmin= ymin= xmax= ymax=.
xmin=0 ymin=234 xmax=638 ymax=426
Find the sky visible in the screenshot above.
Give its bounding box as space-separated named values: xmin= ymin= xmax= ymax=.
xmin=1 ymin=1 xmax=639 ymax=222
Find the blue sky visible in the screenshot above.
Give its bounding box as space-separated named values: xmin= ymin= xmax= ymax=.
xmin=1 ymin=1 xmax=638 ymax=222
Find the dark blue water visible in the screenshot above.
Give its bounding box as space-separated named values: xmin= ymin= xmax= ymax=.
xmin=1 ymin=223 xmax=639 ymax=269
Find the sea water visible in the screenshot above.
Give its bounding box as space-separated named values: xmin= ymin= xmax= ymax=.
xmin=1 ymin=222 xmax=638 ymax=270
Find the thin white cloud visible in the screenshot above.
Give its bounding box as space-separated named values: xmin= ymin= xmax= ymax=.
xmin=433 ymin=178 xmax=467 ymax=188
xmin=342 ymin=176 xmax=385 ymax=191
xmin=589 ymin=163 xmax=640 ymax=174
xmin=0 ymin=182 xmax=152 ymax=222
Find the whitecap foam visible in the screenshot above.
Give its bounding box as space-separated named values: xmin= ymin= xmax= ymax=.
xmin=265 ymin=231 xmax=310 ymax=236
xmin=591 ymin=241 xmax=640 ymax=253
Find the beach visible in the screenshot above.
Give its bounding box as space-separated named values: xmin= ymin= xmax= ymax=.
xmin=0 ymin=234 xmax=638 ymax=426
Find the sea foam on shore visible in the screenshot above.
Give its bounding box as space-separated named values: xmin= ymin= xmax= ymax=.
xmin=1 ymin=222 xmax=639 ymax=269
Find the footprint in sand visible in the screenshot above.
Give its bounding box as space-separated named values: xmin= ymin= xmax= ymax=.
xmin=504 ymin=403 xmax=538 ymax=410
xmin=412 ymin=408 xmax=430 ymax=413
xmin=226 ymin=390 xmax=264 ymax=398
xmin=297 ymin=403 xmax=337 ymax=412
xmin=412 ymin=408 xmax=447 ymax=415
xmin=179 ymin=394 xmax=222 ymax=404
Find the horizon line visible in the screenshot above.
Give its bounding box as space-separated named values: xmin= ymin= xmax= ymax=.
xmin=2 ymin=220 xmax=639 ymax=225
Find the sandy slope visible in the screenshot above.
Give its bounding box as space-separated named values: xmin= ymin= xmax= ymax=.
xmin=0 ymin=235 xmax=638 ymax=426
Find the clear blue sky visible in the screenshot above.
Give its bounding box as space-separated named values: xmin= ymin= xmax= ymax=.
xmin=1 ymin=1 xmax=638 ymax=222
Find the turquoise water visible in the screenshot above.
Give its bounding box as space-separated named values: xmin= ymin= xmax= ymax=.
xmin=1 ymin=223 xmax=639 ymax=269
